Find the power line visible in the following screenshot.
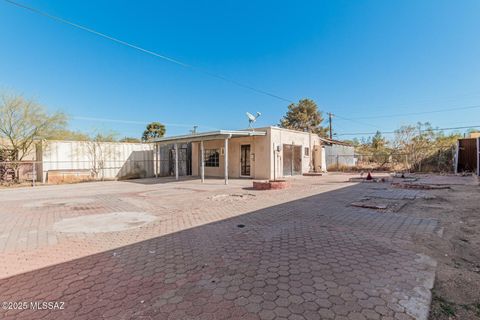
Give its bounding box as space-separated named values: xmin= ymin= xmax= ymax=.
xmin=330 ymin=103 xmax=480 ymax=132
xmin=7 ymin=0 xmax=478 ymax=135
xmin=333 ymin=114 xmax=381 ymax=129
xmin=344 ymin=104 xmax=480 ymax=120
xmin=3 ymin=0 xmax=295 ymax=104
xmin=72 ymin=116 xmax=219 ymax=130
xmin=335 ymin=125 xmax=480 ymax=137
xmin=4 ymin=0 xmax=387 ymax=132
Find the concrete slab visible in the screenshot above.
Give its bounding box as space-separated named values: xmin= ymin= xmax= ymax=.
xmin=53 ymin=212 xmax=157 ymax=233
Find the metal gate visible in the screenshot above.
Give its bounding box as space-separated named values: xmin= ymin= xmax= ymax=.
xmin=159 ymin=143 xmax=192 ymax=176
xmin=283 ymin=144 xmax=302 ymax=176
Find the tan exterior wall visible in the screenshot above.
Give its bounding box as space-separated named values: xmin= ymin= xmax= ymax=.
xmin=191 ymin=127 xmax=324 ymax=180
xmin=191 ymin=134 xmax=270 ymax=179
xmin=267 ymin=127 xmax=323 ymax=178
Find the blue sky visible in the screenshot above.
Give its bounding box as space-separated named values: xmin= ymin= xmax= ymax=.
xmin=1 ymin=0 xmax=480 ymax=139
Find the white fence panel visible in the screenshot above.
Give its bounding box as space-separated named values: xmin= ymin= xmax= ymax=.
xmin=40 ymin=141 xmax=154 ymax=182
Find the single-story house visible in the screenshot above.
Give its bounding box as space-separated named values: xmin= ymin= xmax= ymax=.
xmin=152 ymin=126 xmax=330 ymax=184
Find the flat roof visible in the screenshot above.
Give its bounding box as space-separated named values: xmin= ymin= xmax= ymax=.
xmin=318 ymin=137 xmax=353 ymax=146
xmin=151 ymin=129 xmax=266 ymax=144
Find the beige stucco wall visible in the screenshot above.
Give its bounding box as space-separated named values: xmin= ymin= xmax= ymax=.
xmin=266 ymin=127 xmax=323 ymax=179
xmin=191 ymin=127 xmax=323 ymax=180
xmin=191 ymin=134 xmax=271 ymax=179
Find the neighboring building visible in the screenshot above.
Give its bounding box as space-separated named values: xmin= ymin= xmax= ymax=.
xmin=319 ymin=138 xmax=356 ymax=170
xmin=152 ymin=126 xmax=330 ymax=183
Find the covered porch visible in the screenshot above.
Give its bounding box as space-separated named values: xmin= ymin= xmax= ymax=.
xmin=152 ymin=130 xmax=267 ymax=185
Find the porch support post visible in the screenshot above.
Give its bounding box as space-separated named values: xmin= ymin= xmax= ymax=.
xmin=157 ymin=143 xmax=161 ymax=178
xmin=200 ymin=140 xmax=205 ymax=183
xmin=154 ymin=144 xmax=158 ymax=178
xmin=174 ymin=143 xmax=179 ymax=180
xmin=477 ymin=137 xmax=480 ymax=177
xmin=224 ymin=137 xmax=229 ymax=185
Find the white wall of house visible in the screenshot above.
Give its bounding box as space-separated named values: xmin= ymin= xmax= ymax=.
xmin=39 ymin=140 xmax=154 ymax=182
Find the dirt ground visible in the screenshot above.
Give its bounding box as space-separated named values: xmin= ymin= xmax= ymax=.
xmin=398 ymin=175 xmax=480 ymax=319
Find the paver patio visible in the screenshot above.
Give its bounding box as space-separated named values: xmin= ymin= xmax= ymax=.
xmin=0 ymin=174 xmax=439 ymax=319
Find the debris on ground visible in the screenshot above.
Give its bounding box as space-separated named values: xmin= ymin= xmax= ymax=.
xmin=368 ymin=188 xmax=428 ymax=200
xmin=392 ymin=182 xmax=451 ymax=190
xmin=348 ymin=176 xmax=391 ymax=183
xmin=350 ymin=198 xmax=407 ymax=212
xmin=208 ymin=193 xmax=256 ymax=201
xmin=350 ymin=201 xmax=388 ymax=210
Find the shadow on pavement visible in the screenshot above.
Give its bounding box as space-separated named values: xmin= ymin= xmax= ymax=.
xmin=0 ymin=183 xmax=439 ymax=320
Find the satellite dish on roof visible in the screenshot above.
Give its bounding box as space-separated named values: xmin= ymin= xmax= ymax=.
xmin=246 ymin=112 xmax=261 ymax=131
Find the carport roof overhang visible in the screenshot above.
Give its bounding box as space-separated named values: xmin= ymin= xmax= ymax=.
xmin=151 ymin=130 xmax=266 ymax=144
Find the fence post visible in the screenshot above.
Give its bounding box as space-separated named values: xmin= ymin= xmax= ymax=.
xmin=32 ymin=161 xmax=36 ymax=187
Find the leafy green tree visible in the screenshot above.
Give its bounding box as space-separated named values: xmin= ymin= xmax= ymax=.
xmin=0 ymin=94 xmax=67 ymax=181
xmin=279 ymin=99 xmax=328 ymax=137
xmin=142 ymin=122 xmax=166 ymax=142
xmin=371 ymin=131 xmax=386 ymax=150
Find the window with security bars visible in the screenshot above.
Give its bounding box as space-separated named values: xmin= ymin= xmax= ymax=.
xmin=204 ymin=149 xmax=220 ymax=167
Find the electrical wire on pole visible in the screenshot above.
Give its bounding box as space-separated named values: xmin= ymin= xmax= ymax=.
xmin=3 ymin=0 xmax=295 ymax=104
xmin=335 ymin=125 xmax=480 ymax=137
xmin=328 ymin=113 xmax=333 ymax=139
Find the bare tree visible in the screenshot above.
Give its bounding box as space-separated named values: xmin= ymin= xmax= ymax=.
xmin=84 ymin=133 xmax=117 ymax=180
xmin=0 ymin=94 xmax=66 ymax=181
xmin=392 ymin=122 xmax=443 ymax=171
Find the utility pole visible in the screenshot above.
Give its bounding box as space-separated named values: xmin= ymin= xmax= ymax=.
xmin=328 ymin=113 xmax=333 ymax=139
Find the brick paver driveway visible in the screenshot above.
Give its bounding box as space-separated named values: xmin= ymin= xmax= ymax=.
xmin=0 ymin=175 xmax=438 ymax=319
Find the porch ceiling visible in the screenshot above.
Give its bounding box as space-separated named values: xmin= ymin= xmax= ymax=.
xmin=151 ymin=130 xmax=266 ymax=144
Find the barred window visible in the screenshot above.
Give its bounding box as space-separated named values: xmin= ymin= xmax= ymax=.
xmin=304 ymin=147 xmax=310 ymax=156
xmin=204 ymin=149 xmax=220 ymax=167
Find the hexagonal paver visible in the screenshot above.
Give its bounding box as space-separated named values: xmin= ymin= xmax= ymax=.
xmin=0 ymin=177 xmax=437 ymax=320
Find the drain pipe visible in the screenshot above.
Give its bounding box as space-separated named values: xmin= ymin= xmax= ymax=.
xmin=273 ymin=143 xmax=276 ymax=181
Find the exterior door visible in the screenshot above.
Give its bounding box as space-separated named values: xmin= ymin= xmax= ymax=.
xmin=283 ymin=144 xmax=302 ymax=176
xmin=293 ymin=145 xmax=302 ymax=175
xmin=241 ymin=145 xmax=251 ymax=176
xmin=166 ymin=144 xmax=192 ymax=176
